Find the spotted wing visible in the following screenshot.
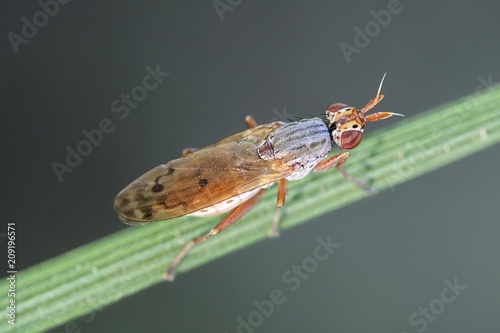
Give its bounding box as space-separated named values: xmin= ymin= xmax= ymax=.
xmin=114 ymin=122 xmax=290 ymax=225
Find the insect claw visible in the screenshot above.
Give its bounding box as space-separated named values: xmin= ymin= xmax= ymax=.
xmin=268 ymin=207 xmax=281 ymax=238
xmin=163 ymin=271 xmax=175 ymax=282
xmin=361 ymin=183 xmax=375 ymax=195
xmin=268 ymin=230 xmax=280 ymax=238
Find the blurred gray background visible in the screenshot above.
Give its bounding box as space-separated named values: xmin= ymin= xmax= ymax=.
xmin=2 ymin=1 xmax=500 ymax=332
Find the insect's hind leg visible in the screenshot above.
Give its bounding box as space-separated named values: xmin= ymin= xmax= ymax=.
xmin=163 ymin=188 xmax=267 ymax=281
xmin=245 ymin=116 xmax=258 ymax=129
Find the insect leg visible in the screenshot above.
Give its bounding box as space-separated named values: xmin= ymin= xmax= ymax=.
xmin=313 ymin=152 xmax=373 ymax=194
xmin=269 ymin=179 xmax=286 ymax=238
xmin=164 ymin=188 xmax=267 ymax=281
xmin=245 ymin=115 xmax=258 ymax=129
xmin=180 ymin=148 xmax=198 ymax=157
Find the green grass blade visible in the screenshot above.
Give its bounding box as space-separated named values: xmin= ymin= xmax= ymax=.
xmin=1 ymin=85 xmax=500 ymax=333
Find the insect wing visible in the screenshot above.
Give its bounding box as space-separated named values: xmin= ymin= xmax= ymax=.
xmin=114 ymin=122 xmax=289 ymax=225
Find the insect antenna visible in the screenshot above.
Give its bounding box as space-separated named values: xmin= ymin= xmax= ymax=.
xmin=361 ymin=73 xmax=404 ymax=122
xmin=360 ymin=72 xmax=387 ymax=114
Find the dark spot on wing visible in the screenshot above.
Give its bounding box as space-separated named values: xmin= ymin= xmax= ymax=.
xmin=167 ymin=167 xmax=175 ymax=175
xmin=119 ymin=198 xmax=131 ymax=207
xmin=198 ymin=179 xmax=208 ymax=187
xmin=134 ymin=192 xmax=149 ymax=203
xmin=141 ymin=207 xmax=155 ymax=219
xmin=124 ymin=209 xmax=135 ymax=217
xmin=151 ymin=183 xmax=164 ymax=192
xmin=143 ymin=211 xmax=154 ymax=219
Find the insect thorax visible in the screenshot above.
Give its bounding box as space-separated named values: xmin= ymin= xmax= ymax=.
xmin=258 ymin=118 xmax=332 ymax=180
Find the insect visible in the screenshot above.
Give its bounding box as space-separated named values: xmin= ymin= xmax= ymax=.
xmin=114 ymin=74 xmax=402 ymax=281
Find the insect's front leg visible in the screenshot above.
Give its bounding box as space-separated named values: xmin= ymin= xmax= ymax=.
xmin=164 ymin=188 xmax=267 ymax=281
xmin=313 ymin=152 xmax=373 ymax=194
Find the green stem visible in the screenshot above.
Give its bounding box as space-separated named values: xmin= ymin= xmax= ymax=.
xmin=2 ymin=85 xmax=500 ymax=333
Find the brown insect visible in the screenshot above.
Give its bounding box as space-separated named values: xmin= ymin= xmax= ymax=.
xmin=114 ymin=74 xmax=402 ymax=281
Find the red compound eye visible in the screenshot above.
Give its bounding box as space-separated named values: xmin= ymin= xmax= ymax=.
xmin=340 ymin=130 xmax=363 ymax=149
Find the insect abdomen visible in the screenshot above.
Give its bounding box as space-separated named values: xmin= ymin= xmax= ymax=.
xmin=187 ymin=187 xmax=263 ymax=217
